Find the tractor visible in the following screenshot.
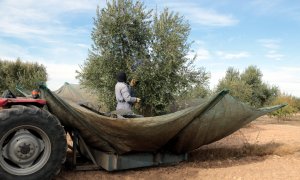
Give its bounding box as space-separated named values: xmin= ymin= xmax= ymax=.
xmin=0 ymin=89 xmax=67 ymax=180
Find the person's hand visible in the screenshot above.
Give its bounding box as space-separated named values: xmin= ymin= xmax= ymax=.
xmin=130 ymin=79 xmax=137 ymax=87
xmin=134 ymin=101 xmax=141 ymax=109
xmin=136 ymin=98 xmax=141 ymax=103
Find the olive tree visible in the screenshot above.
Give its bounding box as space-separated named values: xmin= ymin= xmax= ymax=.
xmin=0 ymin=58 xmax=47 ymax=94
xmin=216 ymin=66 xmax=278 ymax=107
xmin=77 ymin=0 xmax=210 ymax=115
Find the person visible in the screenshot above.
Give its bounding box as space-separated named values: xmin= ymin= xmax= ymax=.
xmin=31 ymin=89 xmax=41 ymax=99
xmin=129 ymin=78 xmax=143 ymax=110
xmin=128 ymin=78 xmax=138 ymax=100
xmin=115 ymin=72 xmax=141 ymax=113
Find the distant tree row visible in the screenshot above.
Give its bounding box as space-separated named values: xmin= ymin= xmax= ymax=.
xmin=212 ymin=65 xmax=300 ymax=119
xmin=269 ymin=93 xmax=300 ymax=120
xmin=211 ymin=65 xmax=300 ymax=119
xmin=215 ymin=65 xmax=279 ymax=108
xmin=0 ymin=58 xmax=47 ymax=94
xmin=175 ymin=65 xmax=283 ymax=114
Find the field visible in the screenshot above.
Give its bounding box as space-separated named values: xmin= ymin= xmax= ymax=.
xmin=54 ymin=114 xmax=300 ymax=180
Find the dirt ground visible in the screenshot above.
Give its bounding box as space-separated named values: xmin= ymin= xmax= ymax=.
xmin=54 ymin=115 xmax=300 ymax=180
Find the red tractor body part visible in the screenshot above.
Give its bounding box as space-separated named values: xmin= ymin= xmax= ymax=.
xmin=0 ymin=98 xmax=46 ymax=108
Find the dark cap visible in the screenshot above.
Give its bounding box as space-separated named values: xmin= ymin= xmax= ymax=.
xmin=117 ymin=72 xmax=127 ymax=82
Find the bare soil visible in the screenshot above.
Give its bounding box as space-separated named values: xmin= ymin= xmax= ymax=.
xmin=54 ymin=115 xmax=300 ymax=180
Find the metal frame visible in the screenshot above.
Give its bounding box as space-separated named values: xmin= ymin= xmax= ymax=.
xmin=70 ymin=129 xmax=188 ymax=171
xmin=70 ymin=130 xmax=100 ymax=171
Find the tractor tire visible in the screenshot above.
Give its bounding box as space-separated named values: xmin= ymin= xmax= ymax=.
xmin=0 ymin=106 xmax=67 ymax=180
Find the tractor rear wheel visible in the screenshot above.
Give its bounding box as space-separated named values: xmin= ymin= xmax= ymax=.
xmin=0 ymin=106 xmax=67 ymax=180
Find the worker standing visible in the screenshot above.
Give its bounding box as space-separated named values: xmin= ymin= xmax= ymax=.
xmin=115 ymin=72 xmax=140 ymax=112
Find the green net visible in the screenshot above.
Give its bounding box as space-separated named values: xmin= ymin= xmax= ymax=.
xmin=41 ymin=85 xmax=285 ymax=154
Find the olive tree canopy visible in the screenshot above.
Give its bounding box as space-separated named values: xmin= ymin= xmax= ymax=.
xmin=77 ymin=0 xmax=210 ymax=115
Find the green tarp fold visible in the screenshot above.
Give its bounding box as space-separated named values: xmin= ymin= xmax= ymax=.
xmin=41 ymin=86 xmax=284 ymax=154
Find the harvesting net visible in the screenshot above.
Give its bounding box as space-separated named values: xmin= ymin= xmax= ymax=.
xmin=41 ymin=84 xmax=284 ymax=154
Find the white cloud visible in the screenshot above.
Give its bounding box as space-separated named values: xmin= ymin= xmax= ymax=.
xmin=76 ymin=43 xmax=90 ymax=49
xmin=196 ymin=48 xmax=211 ymax=60
xmin=209 ymin=69 xmax=226 ymax=90
xmin=155 ymin=1 xmax=238 ymax=27
xmin=45 ymin=63 xmax=79 ymax=91
xmin=188 ymin=48 xmax=211 ymax=61
xmin=265 ymin=50 xmax=284 ymax=61
xmin=0 ymin=42 xmax=31 ymax=60
xmin=258 ymin=39 xmax=280 ymax=49
xmin=0 ymin=0 xmax=100 ymax=91
xmin=0 ymin=0 xmax=98 ymax=39
xmin=216 ymin=51 xmax=250 ymax=60
xmin=1 ymin=0 xmax=98 ymax=13
xmin=250 ymin=0 xmax=300 ymax=21
xmin=187 ymin=8 xmax=238 ymax=26
xmin=263 ymin=67 xmax=300 ymax=97
xmin=258 ymin=39 xmax=284 ymax=61
xmin=251 ymin=0 xmax=283 ymax=12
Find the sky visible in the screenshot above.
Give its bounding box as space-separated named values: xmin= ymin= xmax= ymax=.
xmin=0 ymin=0 xmax=299 ymax=97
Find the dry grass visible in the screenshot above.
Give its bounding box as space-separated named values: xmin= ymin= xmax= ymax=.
xmin=185 ymin=141 xmax=300 ymax=169
xmin=189 ymin=142 xmax=282 ymax=162
xmin=185 ymin=118 xmax=300 ymax=169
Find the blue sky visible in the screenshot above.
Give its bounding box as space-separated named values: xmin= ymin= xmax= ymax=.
xmin=0 ymin=0 xmax=299 ymax=97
